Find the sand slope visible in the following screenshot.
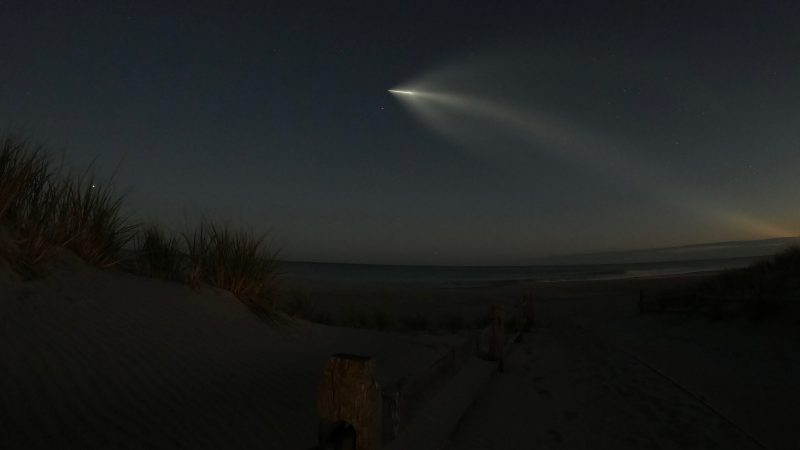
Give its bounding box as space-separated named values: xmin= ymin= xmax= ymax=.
xmin=4 ymin=252 xmax=797 ymax=449
xmin=0 ymin=256 xmax=460 ymax=449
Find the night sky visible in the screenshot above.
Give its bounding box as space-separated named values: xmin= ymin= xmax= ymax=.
xmin=3 ymin=1 xmax=799 ymax=264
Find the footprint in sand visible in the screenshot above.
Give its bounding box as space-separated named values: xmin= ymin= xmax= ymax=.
xmin=535 ymin=387 xmax=552 ymax=399
xmin=547 ymin=428 xmax=564 ymax=444
xmin=658 ymin=425 xmax=700 ymax=447
xmin=636 ymin=403 xmax=658 ymax=421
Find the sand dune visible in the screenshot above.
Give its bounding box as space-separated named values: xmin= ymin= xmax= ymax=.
xmin=3 ymin=250 xmax=798 ymax=449
xmin=0 ymin=254 xmax=461 ymax=449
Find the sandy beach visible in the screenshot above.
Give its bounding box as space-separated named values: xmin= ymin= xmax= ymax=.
xmin=3 ymin=251 xmax=798 ymax=449
xmin=290 ymin=271 xmax=800 ymax=449
xmin=0 ymin=253 xmax=463 ymax=449
xmin=5 ymin=2 xmax=800 ymax=448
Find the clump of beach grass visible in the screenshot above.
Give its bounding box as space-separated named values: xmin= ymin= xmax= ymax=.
xmin=284 ymin=288 xmax=318 ymax=320
xmin=313 ymin=311 xmax=334 ymax=325
xmin=1 ymin=133 xmax=281 ymax=317
xmin=473 ymin=311 xmax=493 ymax=329
xmin=698 ymin=246 xmax=800 ymax=321
xmin=130 ymin=220 xmax=280 ymax=315
xmin=439 ymin=313 xmax=465 ymax=333
xmin=0 ymin=135 xmax=136 ymax=273
xmin=182 ymin=220 xmax=279 ymax=314
xmin=135 ymin=225 xmax=183 ymax=280
xmin=373 ymin=310 xmax=392 ymax=330
xmin=50 ymin=169 xmax=136 ymax=267
xmin=342 ymin=308 xmax=370 ymax=328
xmin=401 ymin=313 xmax=429 ymax=331
xmin=0 ymin=136 xmax=56 ymax=268
xmin=713 ymin=246 xmax=800 ymax=295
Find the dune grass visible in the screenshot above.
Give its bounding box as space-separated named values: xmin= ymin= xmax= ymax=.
xmin=401 ymin=313 xmax=429 ymax=331
xmin=438 ymin=313 xmax=466 ymax=333
xmin=182 ymin=221 xmax=279 ymax=312
xmin=1 ymin=134 xmax=280 ymax=315
xmin=697 ymin=246 xmax=800 ymax=321
xmin=284 ymin=288 xmax=321 ymax=320
xmin=0 ymin=137 xmax=55 ymax=268
xmin=714 ymin=246 xmax=800 ymax=294
xmin=373 ymin=310 xmax=392 ymax=330
xmin=0 ymin=136 xmax=47 ymax=220
xmin=1 ymin=135 xmax=136 ymax=272
xmin=51 ymin=170 xmax=137 ymax=267
xmin=136 ymin=225 xmax=183 ymax=280
xmin=133 ymin=220 xmax=280 ymax=314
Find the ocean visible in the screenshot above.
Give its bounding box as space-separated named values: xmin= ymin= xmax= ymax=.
xmin=277 ymin=256 xmax=764 ymax=287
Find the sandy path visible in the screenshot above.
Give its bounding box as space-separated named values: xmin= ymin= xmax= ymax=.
xmin=449 ymin=322 xmax=763 ymax=450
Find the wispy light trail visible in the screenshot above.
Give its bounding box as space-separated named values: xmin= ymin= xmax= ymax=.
xmin=389 ymin=86 xmax=793 ymax=239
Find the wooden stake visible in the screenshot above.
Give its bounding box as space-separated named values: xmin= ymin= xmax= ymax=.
xmin=318 ymin=354 xmax=382 ymax=450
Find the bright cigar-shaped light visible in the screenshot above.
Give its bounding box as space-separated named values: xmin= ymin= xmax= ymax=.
xmin=388 ymin=89 xmax=417 ymax=95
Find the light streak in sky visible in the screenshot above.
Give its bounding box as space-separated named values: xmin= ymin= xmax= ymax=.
xmin=388 ymin=85 xmax=793 ymax=239
xmin=388 ymin=89 xmax=417 ymax=96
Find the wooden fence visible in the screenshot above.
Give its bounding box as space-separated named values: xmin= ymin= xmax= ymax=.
xmin=313 ymin=297 xmax=533 ymax=450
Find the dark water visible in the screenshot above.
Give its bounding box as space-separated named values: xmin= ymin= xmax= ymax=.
xmin=278 ymin=256 xmax=763 ymax=287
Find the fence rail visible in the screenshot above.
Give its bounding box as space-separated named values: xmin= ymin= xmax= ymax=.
xmin=313 ymin=297 xmax=534 ymax=450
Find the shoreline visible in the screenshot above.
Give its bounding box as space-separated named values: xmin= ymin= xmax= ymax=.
xmin=277 ymin=255 xmax=760 ymax=290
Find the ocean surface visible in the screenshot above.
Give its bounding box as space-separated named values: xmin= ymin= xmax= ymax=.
xmin=278 ymin=256 xmax=765 ymax=287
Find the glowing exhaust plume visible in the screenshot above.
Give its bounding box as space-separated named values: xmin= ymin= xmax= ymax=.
xmin=388 ymin=85 xmax=792 ymax=239
xmin=388 ymin=89 xmax=417 ymax=96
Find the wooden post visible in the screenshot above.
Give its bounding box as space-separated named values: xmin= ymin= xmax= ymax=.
xmin=514 ymin=296 xmax=530 ymax=342
xmin=318 ymin=354 xmax=382 ymax=450
xmin=490 ymin=305 xmax=505 ymax=367
xmin=381 ymin=388 xmax=401 ymax=442
xmin=524 ymin=294 xmax=536 ymax=330
xmin=712 ymin=296 xmax=723 ymax=320
xmin=514 ymin=301 xmax=523 ymax=343
xmin=638 ymin=289 xmax=644 ymax=314
xmin=749 ymin=288 xmax=763 ymax=323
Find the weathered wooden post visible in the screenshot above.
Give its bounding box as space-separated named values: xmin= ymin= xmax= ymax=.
xmin=318 ymin=354 xmax=383 ymax=450
xmin=381 ymin=387 xmax=401 ymax=442
xmin=712 ymin=295 xmax=723 ymax=320
xmin=638 ymin=289 xmax=644 ymax=314
xmin=513 ymin=297 xmax=529 ymax=342
xmin=748 ymin=288 xmax=764 ymax=323
xmin=513 ymin=305 xmax=523 ymax=343
xmin=490 ymin=305 xmax=505 ymax=371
